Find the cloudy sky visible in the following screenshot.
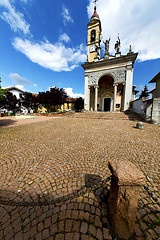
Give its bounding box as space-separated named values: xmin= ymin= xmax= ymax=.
xmin=0 ymin=0 xmax=160 ymax=97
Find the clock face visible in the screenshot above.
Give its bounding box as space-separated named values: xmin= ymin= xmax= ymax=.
xmin=90 ymin=46 xmax=95 ymax=52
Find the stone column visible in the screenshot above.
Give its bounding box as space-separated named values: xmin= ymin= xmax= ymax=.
xmin=90 ymin=87 xmax=93 ymax=111
xmin=124 ymin=64 xmax=133 ymax=111
xmin=94 ymin=85 xmax=98 ymax=111
xmin=108 ymin=160 xmax=146 ymax=240
xmin=88 ymin=86 xmax=91 ymax=111
xmin=84 ymin=75 xmax=89 ymax=110
xmin=113 ymin=84 xmax=118 ymax=111
xmin=122 ymin=82 xmax=125 ymax=111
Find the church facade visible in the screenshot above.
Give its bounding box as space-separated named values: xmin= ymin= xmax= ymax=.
xmin=82 ymin=6 xmax=138 ymax=112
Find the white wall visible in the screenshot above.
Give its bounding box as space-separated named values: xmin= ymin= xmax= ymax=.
xmin=132 ymin=98 xmax=144 ymax=114
xmin=9 ymin=90 xmax=22 ymax=99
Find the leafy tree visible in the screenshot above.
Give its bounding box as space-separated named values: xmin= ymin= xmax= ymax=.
xmin=0 ymin=78 xmax=7 ymax=100
xmin=0 ymin=92 xmax=20 ymax=114
xmin=19 ymin=92 xmax=37 ymax=112
xmin=74 ymin=97 xmax=84 ymax=111
xmin=139 ymin=85 xmax=149 ymax=99
xmin=38 ymin=87 xmax=67 ymax=112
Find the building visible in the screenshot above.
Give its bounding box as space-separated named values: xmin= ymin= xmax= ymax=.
xmin=4 ymin=86 xmax=26 ymax=99
xmin=82 ymin=6 xmax=138 ymax=112
xmin=149 ymin=72 xmax=160 ymax=123
xmin=0 ymin=86 xmax=37 ymax=114
xmin=61 ymin=98 xmax=76 ymax=111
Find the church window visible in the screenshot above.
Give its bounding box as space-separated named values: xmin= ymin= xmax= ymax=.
xmin=91 ymin=30 xmax=96 ymax=42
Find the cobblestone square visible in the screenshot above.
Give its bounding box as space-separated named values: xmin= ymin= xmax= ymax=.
xmin=0 ymin=112 xmax=159 ymax=239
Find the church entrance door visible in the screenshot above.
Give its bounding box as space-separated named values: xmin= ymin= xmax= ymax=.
xmin=104 ymin=98 xmax=111 ymax=111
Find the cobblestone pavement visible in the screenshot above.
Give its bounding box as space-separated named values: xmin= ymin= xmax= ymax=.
xmin=0 ymin=112 xmax=159 ymax=240
xmin=0 ymin=116 xmax=59 ymax=128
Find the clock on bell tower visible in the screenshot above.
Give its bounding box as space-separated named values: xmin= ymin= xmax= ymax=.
xmin=87 ymin=6 xmax=102 ymax=62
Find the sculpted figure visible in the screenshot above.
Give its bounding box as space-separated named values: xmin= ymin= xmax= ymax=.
xmin=95 ymin=44 xmax=100 ymax=59
xmin=104 ymin=37 xmax=110 ymax=56
xmin=115 ymin=36 xmax=121 ymax=53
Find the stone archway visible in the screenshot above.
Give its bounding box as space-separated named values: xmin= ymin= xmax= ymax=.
xmin=98 ymin=75 xmax=114 ymax=111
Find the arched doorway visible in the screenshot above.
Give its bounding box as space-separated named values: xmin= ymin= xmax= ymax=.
xmin=104 ymin=98 xmax=111 ymax=111
xmin=98 ymin=75 xmax=114 ymax=111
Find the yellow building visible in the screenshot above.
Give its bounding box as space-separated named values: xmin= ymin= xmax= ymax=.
xmin=61 ymin=98 xmax=76 ymax=111
xmin=37 ymin=104 xmax=48 ymax=114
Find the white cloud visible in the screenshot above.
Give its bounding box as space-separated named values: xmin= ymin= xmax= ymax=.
xmin=9 ymin=73 xmax=32 ymax=85
xmin=20 ymin=0 xmax=29 ymax=3
xmin=59 ymin=33 xmax=70 ymax=43
xmin=12 ymin=38 xmax=87 ymax=72
xmin=87 ymin=0 xmax=160 ymax=61
xmin=33 ymin=84 xmax=37 ymax=87
xmin=48 ymin=86 xmax=55 ymax=91
xmin=62 ymin=5 xmax=73 ymax=25
xmin=65 ymin=88 xmax=84 ymax=98
xmin=15 ymin=84 xmax=26 ymax=91
xmin=0 ymin=0 xmax=30 ymax=34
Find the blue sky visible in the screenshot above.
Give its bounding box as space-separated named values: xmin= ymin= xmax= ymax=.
xmin=0 ymin=0 xmax=160 ymax=97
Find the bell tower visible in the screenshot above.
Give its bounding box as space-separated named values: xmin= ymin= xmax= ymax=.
xmin=87 ymin=6 xmax=102 ymax=62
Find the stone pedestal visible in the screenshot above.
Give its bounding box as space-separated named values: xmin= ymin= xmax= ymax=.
xmin=108 ymin=160 xmax=146 ymax=239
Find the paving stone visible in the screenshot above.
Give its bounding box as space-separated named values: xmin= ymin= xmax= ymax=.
xmin=55 ymin=233 xmax=64 ymax=240
xmin=80 ymin=222 xmax=88 ymax=234
xmin=65 ymin=219 xmax=73 ymax=232
xmin=42 ymin=229 xmax=49 ymax=239
xmin=89 ymin=224 xmax=96 ymax=236
xmin=0 ymin=113 xmax=159 ymax=240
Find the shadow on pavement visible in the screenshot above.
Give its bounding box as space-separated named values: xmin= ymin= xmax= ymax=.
xmin=0 ymin=118 xmax=17 ymax=127
xmin=0 ymin=174 xmax=112 ymax=239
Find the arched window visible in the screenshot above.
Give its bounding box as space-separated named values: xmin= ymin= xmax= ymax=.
xmin=91 ymin=30 xmax=96 ymax=42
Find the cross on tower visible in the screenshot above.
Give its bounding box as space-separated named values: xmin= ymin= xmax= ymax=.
xmin=93 ymin=0 xmax=98 ymax=5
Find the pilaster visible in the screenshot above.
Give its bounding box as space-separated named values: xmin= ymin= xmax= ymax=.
xmin=94 ymin=85 xmax=99 ymax=111
xmin=113 ymin=84 xmax=118 ymax=111
xmin=124 ymin=64 xmax=133 ymax=111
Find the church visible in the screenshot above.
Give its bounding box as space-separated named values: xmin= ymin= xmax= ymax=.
xmin=82 ymin=6 xmax=138 ymax=112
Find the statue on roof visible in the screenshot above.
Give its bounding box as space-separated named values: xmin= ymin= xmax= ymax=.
xmin=115 ymin=36 xmax=121 ymax=53
xmin=95 ymin=44 xmax=100 ymax=59
xmin=104 ymin=37 xmax=111 ymax=57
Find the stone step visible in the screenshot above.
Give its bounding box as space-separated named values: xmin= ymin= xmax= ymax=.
xmin=66 ymin=112 xmax=142 ymax=121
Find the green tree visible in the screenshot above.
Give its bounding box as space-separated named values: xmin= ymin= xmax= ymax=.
xmin=0 ymin=78 xmax=7 ymax=100
xmin=37 ymin=87 xmax=67 ymax=112
xmin=74 ymin=97 xmax=84 ymax=111
xmin=19 ymin=92 xmax=37 ymax=112
xmin=0 ymin=92 xmax=20 ymax=115
xmin=139 ymin=85 xmax=149 ymax=99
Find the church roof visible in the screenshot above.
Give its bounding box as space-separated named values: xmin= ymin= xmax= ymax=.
xmin=91 ymin=6 xmax=99 ymax=20
xmin=88 ymin=6 xmax=101 ymax=31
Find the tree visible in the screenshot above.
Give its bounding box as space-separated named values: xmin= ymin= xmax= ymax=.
xmin=38 ymin=87 xmax=67 ymax=112
xmin=19 ymin=92 xmax=37 ymax=112
xmin=0 ymin=78 xmax=7 ymax=100
xmin=74 ymin=97 xmax=84 ymax=111
xmin=139 ymin=85 xmax=149 ymax=99
xmin=0 ymin=92 xmax=20 ymax=114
